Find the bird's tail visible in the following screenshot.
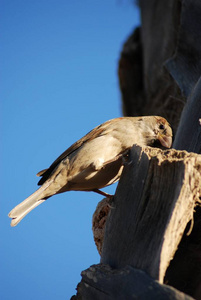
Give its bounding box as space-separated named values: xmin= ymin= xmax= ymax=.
xmin=8 ymin=180 xmax=53 ymax=227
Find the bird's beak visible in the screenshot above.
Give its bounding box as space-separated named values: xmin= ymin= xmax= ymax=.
xmin=157 ymin=134 xmax=172 ymax=148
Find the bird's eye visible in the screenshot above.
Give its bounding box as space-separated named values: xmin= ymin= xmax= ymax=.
xmin=159 ymin=124 xmax=165 ymax=130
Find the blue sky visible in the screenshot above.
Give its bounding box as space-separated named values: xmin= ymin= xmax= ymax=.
xmin=1 ymin=1 xmax=140 ymax=299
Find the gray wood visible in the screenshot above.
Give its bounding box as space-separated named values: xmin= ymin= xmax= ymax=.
xmin=119 ymin=0 xmax=184 ymax=134
xmin=71 ymin=264 xmax=194 ymax=300
xmin=165 ymin=0 xmax=201 ymax=97
xmin=173 ymin=77 xmax=201 ymax=153
xmin=101 ymin=146 xmax=201 ymax=283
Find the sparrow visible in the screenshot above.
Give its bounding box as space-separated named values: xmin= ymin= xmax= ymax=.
xmin=8 ymin=116 xmax=172 ymax=226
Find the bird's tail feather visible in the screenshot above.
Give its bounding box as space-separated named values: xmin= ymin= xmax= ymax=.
xmin=8 ymin=180 xmax=52 ymax=227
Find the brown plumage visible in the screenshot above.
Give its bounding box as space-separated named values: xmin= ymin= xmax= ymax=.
xmin=8 ymin=116 xmax=172 ymax=226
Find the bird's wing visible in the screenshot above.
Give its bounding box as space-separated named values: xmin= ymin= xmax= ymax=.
xmin=37 ymin=121 xmax=114 ymax=185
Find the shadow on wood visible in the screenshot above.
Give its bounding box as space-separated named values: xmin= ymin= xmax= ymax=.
xmin=71 ymin=264 xmax=194 ymax=300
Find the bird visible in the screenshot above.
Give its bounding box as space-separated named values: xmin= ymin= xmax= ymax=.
xmin=8 ymin=116 xmax=172 ymax=226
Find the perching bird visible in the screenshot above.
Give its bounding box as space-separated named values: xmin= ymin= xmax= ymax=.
xmin=8 ymin=116 xmax=172 ymax=226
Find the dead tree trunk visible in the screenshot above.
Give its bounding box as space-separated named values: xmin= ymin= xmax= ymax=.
xmin=73 ymin=148 xmax=200 ymax=300
xmin=72 ymin=0 xmax=201 ymax=299
xmin=101 ymin=147 xmax=201 ymax=283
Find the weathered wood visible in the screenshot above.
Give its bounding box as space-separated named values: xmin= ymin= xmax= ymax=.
xmin=165 ymin=0 xmax=201 ymax=97
xmin=173 ymin=77 xmax=201 ymax=154
xmin=71 ymin=264 xmax=194 ymax=300
xmin=119 ymin=0 xmax=184 ymax=133
xmin=164 ymin=77 xmax=201 ymax=299
xmin=137 ymin=1 xmax=201 ymax=298
xmin=100 ymin=146 xmax=201 ymax=283
xmin=92 ymin=198 xmax=110 ymax=256
xmin=73 ymin=146 xmax=201 ymax=299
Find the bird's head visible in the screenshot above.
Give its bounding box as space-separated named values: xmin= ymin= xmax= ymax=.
xmin=141 ymin=116 xmax=172 ymax=149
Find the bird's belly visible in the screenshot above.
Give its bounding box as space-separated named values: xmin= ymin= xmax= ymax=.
xmin=66 ymin=160 xmax=124 ymax=191
xmin=57 ymin=135 xmax=124 ymax=193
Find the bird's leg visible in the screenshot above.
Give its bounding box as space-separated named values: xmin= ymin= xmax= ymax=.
xmin=91 ymin=151 xmax=132 ymax=201
xmin=92 ymin=189 xmax=114 ymax=208
xmin=92 ymin=188 xmax=113 ymax=199
xmin=91 ymin=151 xmax=132 ymax=200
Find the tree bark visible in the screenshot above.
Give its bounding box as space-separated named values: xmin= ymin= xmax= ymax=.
xmin=73 ymin=147 xmax=201 ymax=299
xmin=101 ymin=147 xmax=201 ymax=283
xmin=72 ymin=265 xmax=194 ymax=300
